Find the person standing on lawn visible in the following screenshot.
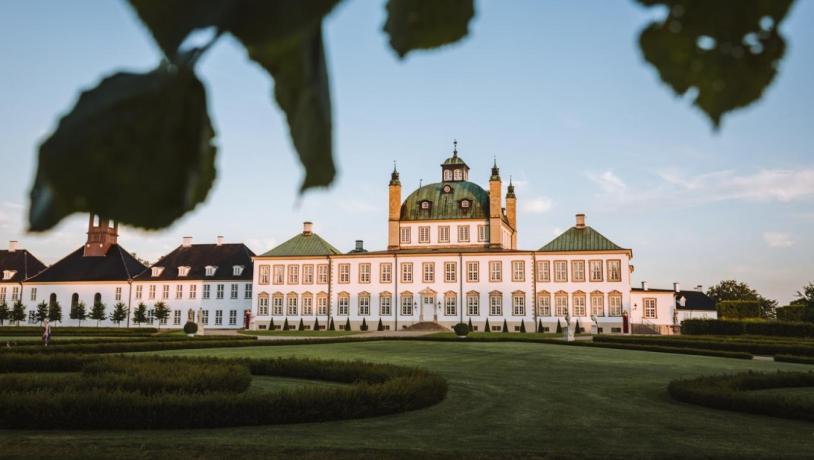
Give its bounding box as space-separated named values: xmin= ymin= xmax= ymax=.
xmin=42 ymin=319 xmax=51 ymax=346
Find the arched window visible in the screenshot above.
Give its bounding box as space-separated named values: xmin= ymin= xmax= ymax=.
xmin=257 ymin=292 xmax=270 ymax=316
xmin=94 ymin=293 xmax=102 ymax=305
xmin=71 ymin=293 xmax=79 ymax=309
xmin=573 ymin=291 xmax=587 ymax=316
xmin=591 ymin=291 xmax=605 ymax=317
xmin=554 ymin=292 xmax=568 ymax=317
xmin=49 ymin=293 xmax=57 ymax=308
xmin=537 ymin=291 xmax=551 ymax=316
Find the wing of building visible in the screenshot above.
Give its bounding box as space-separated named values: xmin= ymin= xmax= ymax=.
xmin=0 ymin=241 xmax=47 ymax=309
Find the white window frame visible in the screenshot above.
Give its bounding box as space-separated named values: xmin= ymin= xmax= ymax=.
xmin=418 ymin=226 xmax=431 ymax=244
xmin=457 ymin=225 xmax=470 ymax=242
xmin=400 ymin=227 xmax=411 ymax=244
xmin=438 ymin=226 xmax=450 ymax=243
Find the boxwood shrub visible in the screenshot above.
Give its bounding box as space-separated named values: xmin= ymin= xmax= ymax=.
xmin=681 ymin=319 xmax=814 ymax=337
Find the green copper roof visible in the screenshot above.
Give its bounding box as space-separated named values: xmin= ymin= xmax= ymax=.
xmin=442 ymin=154 xmax=467 ymax=166
xmin=401 ymin=181 xmax=489 ymax=221
xmin=539 ymin=226 xmax=626 ymax=252
xmin=261 ymin=233 xmax=340 ymax=257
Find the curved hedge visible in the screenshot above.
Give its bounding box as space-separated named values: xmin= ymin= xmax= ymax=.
xmin=668 ymin=371 xmax=814 ymax=422
xmin=0 ymin=354 xmax=447 ymax=430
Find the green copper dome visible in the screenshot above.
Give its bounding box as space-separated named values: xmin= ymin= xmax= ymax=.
xmin=401 ymin=181 xmax=489 ymax=221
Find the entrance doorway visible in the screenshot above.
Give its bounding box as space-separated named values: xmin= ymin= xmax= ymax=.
xmin=422 ymin=295 xmax=435 ymax=322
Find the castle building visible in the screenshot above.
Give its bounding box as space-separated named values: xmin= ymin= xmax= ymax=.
xmin=0 ymin=240 xmax=47 ymax=317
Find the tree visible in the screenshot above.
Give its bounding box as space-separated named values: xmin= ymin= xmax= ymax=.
xmin=89 ymin=300 xmax=107 ymax=327
xmin=794 ymin=282 xmax=814 ymax=307
xmin=328 ymin=318 xmax=335 ymax=331
xmin=70 ymin=300 xmax=87 ymax=327
xmin=152 ymin=302 xmax=170 ymax=330
xmin=344 ymin=318 xmax=352 ymax=331
xmin=467 ymin=317 xmax=473 ymax=332
xmin=706 ymin=280 xmax=777 ymax=318
xmin=269 ymin=317 xmax=275 ymax=330
xmin=283 ymin=317 xmax=289 ymax=331
xmin=501 ymin=319 xmax=508 ymax=333
xmin=314 ymin=317 xmax=321 ymax=331
xmin=27 ymin=1 xmax=795 ymax=233
xmin=377 ymin=318 xmax=384 ymax=331
xmin=519 ymin=320 xmax=526 ymax=333
xmin=538 ymin=319 xmax=544 ymax=333
xmin=360 ymin=318 xmax=368 ymax=331
xmin=484 ymin=318 xmax=491 ymax=333
xmin=556 ymin=319 xmax=562 ymax=334
xmin=48 ymin=301 xmax=62 ymax=324
xmin=298 ymin=318 xmax=305 ymax=331
xmin=11 ymin=301 xmax=26 ymax=326
xmin=0 ymin=301 xmax=9 ymax=326
xmin=35 ymin=302 xmax=48 ymax=324
xmin=110 ymin=302 xmax=128 ymax=326
xmin=575 ymin=319 xmax=582 ymax=334
xmin=132 ymin=302 xmax=148 ymax=326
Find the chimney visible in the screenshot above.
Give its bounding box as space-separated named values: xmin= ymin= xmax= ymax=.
xmin=216 ymin=236 xmax=224 ymax=246
xmin=695 ymin=284 xmax=703 ymax=292
xmin=355 ymin=240 xmax=364 ymax=252
xmin=182 ymin=236 xmax=192 ymax=248
xmin=575 ymin=213 xmax=586 ymax=229
xmin=303 ymin=221 xmax=313 ymax=236
xmin=8 ymin=241 xmax=18 ymax=253
xmin=673 ymin=282 xmax=680 ymax=293
xmin=641 ymin=281 xmax=648 ymax=291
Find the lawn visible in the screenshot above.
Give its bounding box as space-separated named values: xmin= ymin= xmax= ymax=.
xmin=1 ymin=341 xmax=813 ymax=459
xmin=239 ymin=330 xmax=360 ymax=337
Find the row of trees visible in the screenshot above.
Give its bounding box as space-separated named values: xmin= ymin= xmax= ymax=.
xmin=0 ymin=300 xmax=173 ymax=329
xmin=707 ymin=280 xmax=814 ymax=319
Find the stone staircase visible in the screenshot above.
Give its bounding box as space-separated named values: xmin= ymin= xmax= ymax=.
xmin=404 ymin=322 xmax=450 ymax=332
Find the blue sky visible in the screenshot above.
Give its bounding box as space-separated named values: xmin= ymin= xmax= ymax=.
xmin=1 ymin=0 xmax=812 ymax=304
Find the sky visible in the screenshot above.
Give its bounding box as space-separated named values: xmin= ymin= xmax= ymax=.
xmin=1 ymin=0 xmax=812 ymax=304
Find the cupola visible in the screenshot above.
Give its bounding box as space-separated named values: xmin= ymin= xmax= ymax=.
xmin=441 ymin=140 xmax=469 ymax=182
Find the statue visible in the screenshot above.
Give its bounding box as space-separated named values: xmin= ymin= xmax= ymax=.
xmin=564 ymin=313 xmax=575 ymax=342
xmin=196 ymin=307 xmax=205 ymax=336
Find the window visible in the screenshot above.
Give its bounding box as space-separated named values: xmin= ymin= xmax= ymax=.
xmin=297 ymin=293 xmax=311 ymax=316
xmin=444 ymin=262 xmax=456 ymax=282
xmin=173 ymin=310 xmax=181 ymax=325
xmin=422 ymin=262 xmax=434 ymax=283
xmin=443 ymin=170 xmax=452 ymax=181
xmin=591 ymin=293 xmax=605 ymax=316
xmin=244 ymin=283 xmax=252 ymax=299
xmin=420 ymin=200 xmax=431 ymax=210
xmin=115 ymin=287 xmax=122 ymax=301
xmin=607 ymin=260 xmax=622 ymax=282
xmin=0 ymin=287 xmax=5 ymax=302
xmin=445 ymin=295 xmax=456 ymax=316
xmin=644 ymin=298 xmax=657 ymax=319
xmin=555 ymin=293 xmax=568 ymax=316
xmin=233 ymin=266 xmax=244 ymax=277
xmin=489 ymin=261 xmax=502 ymax=282
xmin=175 ymin=285 xmax=183 ymax=300
xmin=554 ymin=261 xmax=568 ymax=282
xmin=512 ymin=293 xmax=526 ymax=316
xmin=438 ymin=226 xmax=450 ymax=243
xmin=317 ymin=295 xmax=328 ymax=315
xmin=401 ymin=294 xmax=413 ymax=316
xmin=178 ymin=266 xmax=190 ymax=277
xmin=380 ymin=293 xmax=392 ymax=316
xmin=489 ymin=293 xmax=502 ymax=316
xmin=205 ymin=266 xmax=217 ymax=277
xmin=418 ymin=226 xmax=430 ymax=243
xmin=401 ymin=262 xmax=413 ymax=283
xmin=162 ymin=285 xmax=170 ymax=300
xmin=338 ymin=294 xmax=349 ymax=315
xmin=189 ymin=285 xmax=197 ymax=299
xmin=359 ymin=263 xmax=371 ymax=283
xmin=454 ymin=169 xmax=463 ymax=181
xmin=467 ymin=294 xmax=479 ymax=316
xmin=467 ymin=262 xmax=479 ymax=282
xmin=273 ymin=265 xmax=285 ymax=284
xmin=478 ymin=225 xmax=488 ymax=242
xmin=400 ymin=227 xmax=411 ymax=244
xmin=215 ymin=310 xmax=223 ymax=326
xmin=287 ymin=294 xmax=298 ymax=316
xmin=337 ymin=263 xmax=350 ymax=283
xmin=573 ymin=292 xmax=587 ymax=316
xmin=589 ymin=260 xmax=603 ymax=282
xmin=229 ymin=310 xmax=237 ymax=325
xmin=258 ymin=294 xmax=269 ymax=316
xmin=230 ymin=284 xmax=238 ymax=299
xmin=259 ymin=265 xmax=270 ymax=284
xmin=359 ymin=293 xmax=370 ymax=316
xmin=457 ymin=225 xmax=470 ymax=242
xmin=380 ymin=263 xmax=392 ymax=283
xmin=460 ymin=199 xmax=470 ymax=209
xmin=288 ymin=265 xmax=299 ymax=284
xmin=149 ymin=285 xmax=156 ymax=300
xmin=272 ymin=295 xmax=284 ymax=315
xmin=317 ymin=264 xmax=329 ymax=284
xmin=203 ymin=284 xmax=211 ymax=299
xmin=511 ymin=261 xmax=525 ymax=282
xmin=302 ymin=265 xmax=314 ymax=284
xmin=8 ymin=287 xmax=17 ymax=301
xmin=538 ymin=292 xmax=551 ymax=316
xmin=572 ymin=261 xmax=585 ymax=282
xmin=202 ymin=310 xmax=209 ymax=324
xmin=135 ymin=285 xmax=143 ymax=300
xmin=151 ymin=267 xmax=164 ymax=277
xmin=30 ymin=288 xmax=37 ymax=302
xmin=216 ymin=284 xmax=224 ymax=299
xmin=536 ymin=260 xmax=550 ymax=282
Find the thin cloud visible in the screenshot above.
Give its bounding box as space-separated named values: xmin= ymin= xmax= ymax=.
xmin=523 ymin=196 xmax=554 ymax=214
xmin=763 ymin=232 xmax=794 ymax=248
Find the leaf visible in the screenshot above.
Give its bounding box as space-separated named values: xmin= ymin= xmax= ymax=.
xmin=29 ymin=65 xmax=216 ymax=231
xmin=636 ymin=0 xmax=794 ymax=128
xmin=384 ymin=0 xmax=475 ymax=58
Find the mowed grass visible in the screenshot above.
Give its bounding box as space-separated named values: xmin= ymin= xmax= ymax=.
xmin=240 ymin=330 xmax=359 ymax=337
xmin=2 ymin=341 xmax=814 ymax=459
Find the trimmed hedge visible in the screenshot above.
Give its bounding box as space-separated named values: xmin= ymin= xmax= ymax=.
xmin=0 ymin=355 xmax=447 ymax=430
xmin=775 ymin=355 xmax=814 ymax=365
xmin=594 ymin=334 xmax=814 ymax=357
xmin=668 ymin=371 xmax=814 ymax=422
xmin=681 ymin=319 xmax=814 ymax=338
xmin=0 ymin=326 xmax=158 ymax=336
xmin=717 ymin=300 xmax=761 ymax=319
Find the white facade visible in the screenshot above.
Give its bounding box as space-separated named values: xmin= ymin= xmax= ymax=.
xmin=131 ymin=279 xmax=252 ymax=329
xmin=20 ymin=281 xmax=133 ymax=326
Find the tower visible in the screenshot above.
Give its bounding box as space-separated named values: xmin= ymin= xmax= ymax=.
xmin=84 ymin=213 xmax=118 ymax=257
xmin=489 ymin=159 xmax=502 ymax=248
xmin=387 ymin=163 xmax=401 ymax=250
xmin=506 ymin=177 xmax=517 ymax=249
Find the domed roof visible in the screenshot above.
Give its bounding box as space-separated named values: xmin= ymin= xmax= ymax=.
xmin=401 ymin=181 xmax=489 ymax=221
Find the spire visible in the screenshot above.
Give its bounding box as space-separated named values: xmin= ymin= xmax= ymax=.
xmin=453 ymin=139 xmax=458 ymax=158
xmin=389 ymin=161 xmax=400 ymax=186
xmin=490 ymin=156 xmax=500 ymax=181
xmin=507 ymin=175 xmax=515 ymax=198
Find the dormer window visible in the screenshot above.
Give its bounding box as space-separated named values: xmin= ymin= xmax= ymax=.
xmin=177 ymin=266 xmax=191 ymax=277
xmin=460 ymin=199 xmax=471 ymax=209
xmin=442 ymin=184 xmax=453 ymax=194
xmin=151 ymin=267 xmax=164 ymax=277
xmin=233 ymin=265 xmax=244 ymax=276
xmin=420 ymin=200 xmax=431 ymax=210
xmin=205 ymin=265 xmax=217 ymax=277
xmin=443 ymin=170 xmax=452 ymax=181
xmin=2 ymin=270 xmax=16 ymax=280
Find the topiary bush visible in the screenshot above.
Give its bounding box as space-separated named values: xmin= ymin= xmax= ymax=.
xmin=360 ymin=318 xmax=368 ymax=331
xmin=484 ymin=318 xmax=491 ymax=333
xmin=501 ymin=319 xmax=508 ymax=333
xmin=298 ymin=319 xmax=305 ymax=331
xmin=183 ymin=322 xmax=198 ymax=335
xmin=556 ymin=319 xmax=562 ymax=334
xmin=377 ymin=318 xmax=384 ymax=331
xmin=452 ymin=323 xmax=469 ymax=337
xmin=344 ymin=318 xmax=351 ymax=331
xmin=519 ymin=320 xmax=526 ymax=333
